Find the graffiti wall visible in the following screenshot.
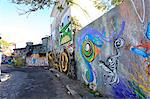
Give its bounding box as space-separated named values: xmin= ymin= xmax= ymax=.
xmin=75 ymin=0 xmax=150 ymax=98
xmin=48 ymin=8 xmax=76 ymax=79
xmin=26 ymin=54 xmax=48 ymax=66
xmin=2 ymin=55 xmax=13 ymax=64
xmin=48 ymin=49 xmax=76 ymax=79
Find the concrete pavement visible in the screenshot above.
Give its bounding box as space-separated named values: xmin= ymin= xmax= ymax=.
xmin=0 ymin=65 xmax=103 ymax=99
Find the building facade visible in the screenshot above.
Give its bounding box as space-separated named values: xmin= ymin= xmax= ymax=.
xmin=13 ymin=37 xmax=50 ymax=66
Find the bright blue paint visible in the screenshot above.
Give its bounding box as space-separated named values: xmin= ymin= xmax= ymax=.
xmin=146 ymin=22 xmax=150 ymax=40
xmin=131 ymin=47 xmax=149 ymax=58
xmin=80 ymin=48 xmax=94 ymax=82
xmin=78 ymin=21 xmax=125 ymax=83
xmin=86 ymin=62 xmax=94 ymax=82
xmin=86 ymin=34 xmax=103 ymax=48
xmin=79 ymin=21 xmax=125 ymax=43
xmin=32 ymin=58 xmax=36 ymax=64
xmin=79 ymin=32 xmax=103 ymax=83
xmin=113 ymin=79 xmax=136 ymax=98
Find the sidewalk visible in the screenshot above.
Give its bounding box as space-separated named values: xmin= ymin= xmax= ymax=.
xmin=49 ymin=68 xmax=103 ymax=99
xmin=0 ymin=73 xmax=10 ymax=82
xmin=0 ymin=64 xmax=11 ymax=82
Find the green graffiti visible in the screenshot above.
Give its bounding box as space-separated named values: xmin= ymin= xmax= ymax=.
xmin=82 ymin=40 xmax=95 ymax=62
xmin=60 ymin=22 xmax=72 ymax=45
xmin=129 ymin=80 xmax=146 ymax=99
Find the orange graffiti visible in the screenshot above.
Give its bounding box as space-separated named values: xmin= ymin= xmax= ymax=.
xmin=137 ymin=42 xmax=150 ymax=51
xmin=94 ymin=45 xmax=101 ymax=58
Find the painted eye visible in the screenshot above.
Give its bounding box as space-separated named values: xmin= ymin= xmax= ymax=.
xmin=85 ymin=43 xmax=90 ymax=51
xmin=82 ymin=40 xmax=95 ymax=62
xmin=108 ymin=58 xmax=113 ymax=62
xmin=115 ymin=38 xmax=124 ymax=48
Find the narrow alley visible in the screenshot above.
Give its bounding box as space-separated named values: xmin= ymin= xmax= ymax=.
xmin=0 ymin=65 xmax=102 ymax=99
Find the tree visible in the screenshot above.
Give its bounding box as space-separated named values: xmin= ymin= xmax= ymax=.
xmin=0 ymin=39 xmax=11 ymax=48
xmin=93 ymin=0 xmax=123 ymax=12
xmin=11 ymin=0 xmax=123 ymax=15
xmin=11 ymin=0 xmax=89 ymax=15
xmin=0 ymin=39 xmax=12 ymax=56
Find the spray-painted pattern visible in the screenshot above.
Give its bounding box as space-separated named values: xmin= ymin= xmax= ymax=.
xmin=48 ymin=49 xmax=76 ymax=79
xmin=146 ymin=22 xmax=150 ymax=40
xmin=26 ymin=54 xmax=48 ymax=66
xmin=60 ymin=21 xmax=72 ymax=45
xmin=99 ymin=38 xmax=124 ymax=85
xmin=77 ymin=28 xmax=104 ymax=90
xmin=75 ymin=0 xmax=150 ymax=98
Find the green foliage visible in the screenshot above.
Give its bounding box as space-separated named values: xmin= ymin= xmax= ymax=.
xmin=93 ymin=0 xmax=107 ymax=11
xmin=57 ymin=4 xmax=64 ymax=12
xmin=93 ymin=0 xmax=123 ymax=12
xmin=71 ymin=16 xmax=82 ymax=31
xmin=14 ymin=57 xmax=26 ymax=67
xmin=12 ymin=0 xmax=89 ymax=17
xmin=111 ymin=0 xmax=123 ymax=6
xmin=12 ymin=0 xmax=124 ymax=15
xmin=0 ymin=39 xmax=12 ymax=47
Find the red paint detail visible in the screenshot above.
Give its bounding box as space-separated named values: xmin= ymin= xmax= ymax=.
xmin=94 ymin=46 xmax=100 ymax=58
xmin=136 ymin=42 xmax=150 ymax=52
xmin=144 ymin=60 xmax=150 ymax=63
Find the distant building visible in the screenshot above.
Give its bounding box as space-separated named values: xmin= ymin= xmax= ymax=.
xmin=13 ymin=48 xmax=26 ymax=59
xmin=13 ymin=36 xmax=50 ymax=66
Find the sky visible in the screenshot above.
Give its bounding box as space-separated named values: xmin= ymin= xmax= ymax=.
xmin=0 ymin=0 xmax=53 ymax=48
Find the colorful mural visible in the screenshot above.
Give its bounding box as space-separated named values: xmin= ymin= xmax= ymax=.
xmin=48 ymin=49 xmax=76 ymax=79
xmin=60 ymin=21 xmax=72 ymax=45
xmin=2 ymin=55 xmax=13 ymax=64
xmin=75 ymin=0 xmax=150 ymax=98
xmin=99 ymin=38 xmax=124 ymax=85
xmin=26 ymin=54 xmax=48 ymax=66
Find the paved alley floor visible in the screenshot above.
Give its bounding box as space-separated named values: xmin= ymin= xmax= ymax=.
xmin=0 ymin=65 xmax=103 ymax=99
xmin=0 ymin=66 xmax=73 ymax=99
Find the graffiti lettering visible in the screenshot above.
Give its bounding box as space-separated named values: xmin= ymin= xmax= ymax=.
xmin=48 ymin=49 xmax=76 ymax=79
xmin=60 ymin=51 xmax=69 ymax=73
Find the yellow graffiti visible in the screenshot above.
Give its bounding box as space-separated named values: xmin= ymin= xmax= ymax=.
xmin=48 ymin=50 xmax=70 ymax=74
xmin=61 ymin=35 xmax=71 ymax=45
xmin=60 ymin=52 xmax=69 ymax=73
xmin=130 ymin=62 xmax=150 ymax=95
xmin=48 ymin=52 xmax=59 ymax=69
